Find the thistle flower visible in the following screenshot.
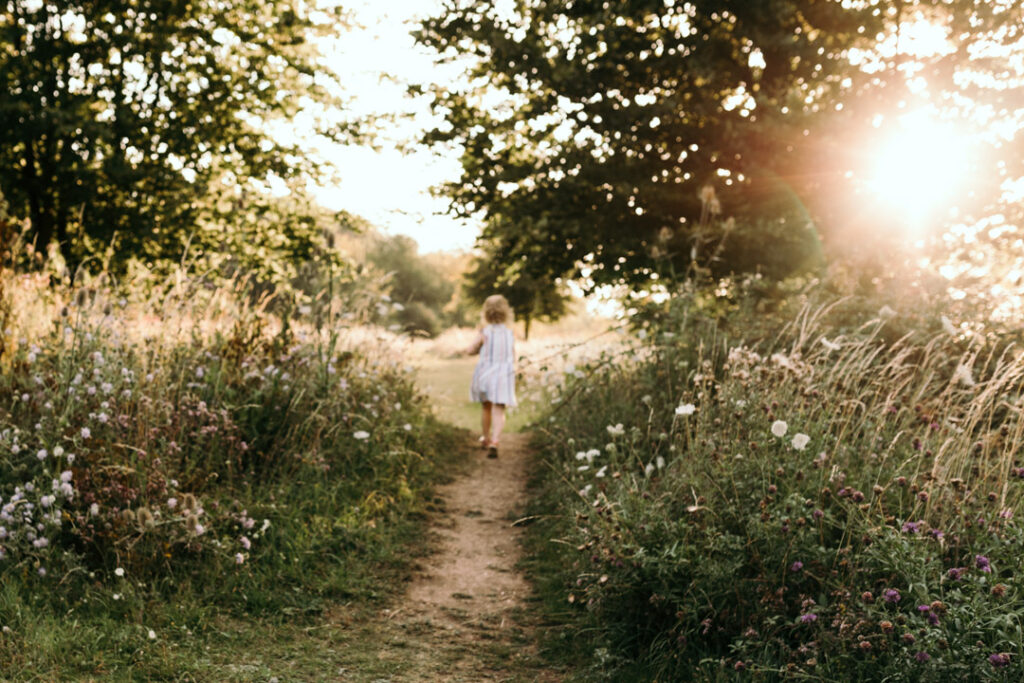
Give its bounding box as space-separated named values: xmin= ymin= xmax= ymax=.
xmin=975 ymin=555 xmax=992 ymax=573
xmin=799 ymin=613 xmax=817 ymax=623
xmin=136 ymin=507 xmax=154 ymax=528
xmin=884 ymin=589 xmax=901 ymax=603
xmin=989 ymin=653 xmax=1010 ymax=668
xmin=790 ymin=561 xmax=803 ymax=572
xmin=915 ymin=652 xmax=931 ymax=663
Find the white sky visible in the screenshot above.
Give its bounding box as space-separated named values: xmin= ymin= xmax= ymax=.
xmin=308 ymin=0 xmax=478 ymax=254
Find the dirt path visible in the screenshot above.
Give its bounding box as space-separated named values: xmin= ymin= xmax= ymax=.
xmin=361 ymin=432 xmax=561 ymax=682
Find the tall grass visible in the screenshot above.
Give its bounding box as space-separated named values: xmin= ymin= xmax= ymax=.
xmin=0 ymin=258 xmax=461 ymax=677
xmin=525 ymin=286 xmax=1024 ymax=680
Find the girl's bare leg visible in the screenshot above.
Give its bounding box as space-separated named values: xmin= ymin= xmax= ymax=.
xmin=491 ymin=404 xmax=506 ymax=445
xmin=481 ymin=401 xmax=493 ymax=445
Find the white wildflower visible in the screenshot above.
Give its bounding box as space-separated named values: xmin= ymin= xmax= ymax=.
xmin=353 ymin=430 xmax=370 ymax=440
xmin=644 ymin=463 xmax=656 ymax=477
xmin=941 ymin=316 xmax=957 ymax=336
xmin=879 ymin=305 xmax=897 ymax=319
xmin=820 ymin=337 xmax=841 ymax=352
xmin=771 ymin=420 xmax=788 ymax=437
xmin=791 ymin=433 xmax=811 ymax=451
xmin=606 ymin=423 xmax=625 ymax=437
xmin=595 ymin=466 xmax=608 ymax=478
xmin=675 ymin=403 xmax=696 ymax=416
xmin=953 ymin=364 xmax=976 ymax=388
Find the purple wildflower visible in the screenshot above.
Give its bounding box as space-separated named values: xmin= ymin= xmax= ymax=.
xmin=791 ymin=561 xmax=804 ymax=572
xmin=917 ymin=604 xmax=931 ymax=612
xmin=915 ymin=652 xmax=931 ymax=663
xmin=989 ymin=653 xmax=1011 ymax=668
xmin=947 ymin=567 xmax=967 ymax=580
xmin=884 ymin=589 xmax=901 ymax=603
xmin=813 ymin=508 xmax=824 ymax=520
xmin=800 ymin=613 xmax=817 ymax=623
xmin=976 ymin=555 xmax=992 ymax=573
xmin=930 ymin=529 xmax=944 ymax=540
xmin=902 ymin=520 xmax=921 ymax=534
xmin=928 ymin=613 xmax=940 ymax=626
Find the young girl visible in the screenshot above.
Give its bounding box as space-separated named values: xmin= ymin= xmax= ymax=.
xmin=465 ymin=294 xmax=516 ymax=458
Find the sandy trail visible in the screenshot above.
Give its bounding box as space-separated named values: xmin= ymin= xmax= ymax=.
xmin=365 ymin=432 xmax=560 ymax=682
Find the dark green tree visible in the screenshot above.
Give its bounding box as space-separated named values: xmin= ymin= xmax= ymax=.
xmin=366 ymin=234 xmax=455 ymax=336
xmin=417 ymin=0 xmax=1021 ymax=291
xmin=463 ymin=238 xmax=570 ymax=339
xmin=0 ymin=0 xmax=354 ymax=274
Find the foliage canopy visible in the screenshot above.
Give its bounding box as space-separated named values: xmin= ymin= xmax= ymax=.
xmin=0 ymin=0 xmax=354 ymax=278
xmin=418 ymin=0 xmax=1022 ymax=291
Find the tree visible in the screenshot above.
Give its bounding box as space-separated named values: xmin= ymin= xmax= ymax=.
xmin=416 ymin=0 xmax=1022 ymax=291
xmin=0 ymin=0 xmax=354 ymax=274
xmin=366 ymin=234 xmax=456 ymax=336
xmin=463 ymin=239 xmax=570 ymax=339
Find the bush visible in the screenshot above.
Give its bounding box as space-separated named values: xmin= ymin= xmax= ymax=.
xmin=526 ymin=285 xmax=1024 ymax=680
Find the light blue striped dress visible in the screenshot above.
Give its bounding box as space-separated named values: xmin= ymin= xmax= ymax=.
xmin=470 ymin=324 xmax=517 ymax=407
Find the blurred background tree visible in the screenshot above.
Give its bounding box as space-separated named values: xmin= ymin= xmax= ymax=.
xmin=0 ymin=0 xmax=356 ymax=280
xmin=463 ymin=235 xmax=571 ymax=339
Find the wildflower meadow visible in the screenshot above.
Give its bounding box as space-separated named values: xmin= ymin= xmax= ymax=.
xmin=525 ymin=279 xmax=1024 ymax=680
xmin=0 ymin=256 xmax=460 ymax=677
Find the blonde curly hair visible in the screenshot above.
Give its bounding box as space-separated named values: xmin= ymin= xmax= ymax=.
xmin=482 ymin=294 xmax=513 ymax=325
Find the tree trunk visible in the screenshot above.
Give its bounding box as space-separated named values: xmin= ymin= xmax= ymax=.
xmin=523 ymin=314 xmax=531 ymax=340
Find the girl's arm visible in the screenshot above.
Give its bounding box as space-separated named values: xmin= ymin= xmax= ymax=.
xmin=464 ymin=330 xmax=485 ymax=356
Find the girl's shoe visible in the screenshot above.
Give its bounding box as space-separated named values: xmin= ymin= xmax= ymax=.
xmin=487 ymin=444 xmax=499 ymax=459
xmin=478 ymin=435 xmax=489 ymax=449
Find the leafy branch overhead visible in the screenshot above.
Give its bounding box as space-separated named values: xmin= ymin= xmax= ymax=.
xmin=0 ymin=0 xmax=357 ymax=276
xmin=416 ymin=0 xmax=1022 ymax=290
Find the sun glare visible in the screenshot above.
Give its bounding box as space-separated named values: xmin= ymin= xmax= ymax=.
xmin=864 ymin=111 xmax=971 ymax=231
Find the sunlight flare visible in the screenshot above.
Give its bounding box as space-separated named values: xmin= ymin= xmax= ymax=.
xmin=864 ymin=111 xmax=972 ymax=231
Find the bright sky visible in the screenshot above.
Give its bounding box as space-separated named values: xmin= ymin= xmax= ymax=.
xmin=310 ymin=0 xmax=477 ymax=254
